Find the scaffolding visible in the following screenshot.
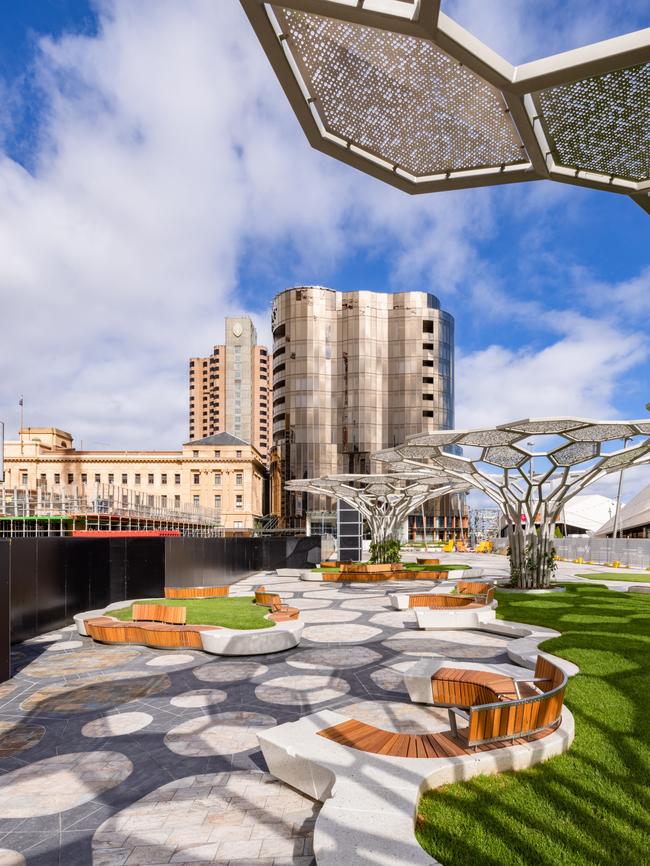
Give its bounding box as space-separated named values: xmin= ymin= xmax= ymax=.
xmin=0 ymin=482 xmax=223 ymax=538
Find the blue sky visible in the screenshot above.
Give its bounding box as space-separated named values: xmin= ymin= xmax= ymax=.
xmin=0 ymin=0 xmax=648 ymax=505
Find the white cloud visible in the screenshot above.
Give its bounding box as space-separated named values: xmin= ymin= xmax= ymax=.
xmin=0 ymin=0 xmax=487 ymax=449
xmin=456 ymin=316 xmax=647 ymax=427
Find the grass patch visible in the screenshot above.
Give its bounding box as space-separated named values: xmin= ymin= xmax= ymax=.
xmin=311 ymin=567 xmax=341 ymax=573
xmin=110 ymin=597 xmax=274 ymax=629
xmin=415 ymin=584 xmax=650 ymax=866
xmin=576 ymin=572 xmax=650 ymax=583
xmin=403 ymin=563 xmax=470 ymax=572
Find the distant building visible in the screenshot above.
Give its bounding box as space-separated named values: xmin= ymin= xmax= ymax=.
xmin=270 ymin=286 xmax=460 ymax=536
xmin=1 ymin=427 xmax=264 ymax=533
xmin=596 ymin=484 xmax=650 ymax=538
xmin=189 ymin=315 xmax=271 ymax=460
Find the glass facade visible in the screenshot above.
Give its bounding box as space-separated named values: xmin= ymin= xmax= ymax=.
xmin=270 ymin=286 xmax=455 ymax=525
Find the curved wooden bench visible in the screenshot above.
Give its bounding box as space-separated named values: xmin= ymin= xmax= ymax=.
xmin=431 ymin=666 xmax=539 ymax=706
xmin=85 ymin=616 xmax=219 ymax=649
xmin=165 ymin=586 xmax=229 ymax=599
xmin=254 ymin=588 xmax=300 ymax=621
xmin=132 ymin=604 xmax=187 ymax=625
xmin=408 ymin=594 xmax=476 ymax=609
xmin=444 ymin=657 xmax=567 ymax=747
xmin=317 ymin=716 xmax=555 ymax=759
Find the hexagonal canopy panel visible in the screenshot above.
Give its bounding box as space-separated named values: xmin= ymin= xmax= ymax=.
xmin=240 ymin=0 xmax=650 ymax=213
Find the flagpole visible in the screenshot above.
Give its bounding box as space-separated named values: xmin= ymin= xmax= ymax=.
xmin=19 ymin=396 xmax=24 ymax=455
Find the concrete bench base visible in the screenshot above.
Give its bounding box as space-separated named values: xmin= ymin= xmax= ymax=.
xmin=74 ymin=601 xmax=303 ymax=656
xmin=259 ymin=704 xmax=574 ymax=866
xmin=477 ymin=619 xmax=580 ymax=677
xmin=414 ymin=601 xmax=497 ymax=629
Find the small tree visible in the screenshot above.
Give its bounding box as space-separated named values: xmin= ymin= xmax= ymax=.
xmin=369 ymin=538 xmax=401 ymax=564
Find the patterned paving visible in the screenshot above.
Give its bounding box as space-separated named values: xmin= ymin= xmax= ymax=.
xmin=0 ymin=557 xmax=514 ymax=864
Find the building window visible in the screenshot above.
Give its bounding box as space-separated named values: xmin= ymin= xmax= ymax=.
xmin=174 ymin=495 xmax=181 ymax=507
xmin=423 ymin=360 xmax=434 ymax=368
xmin=193 ymin=450 xmax=199 ymax=458
xmin=423 ymin=410 xmax=434 ymax=417
xmin=122 ymin=473 xmax=128 ymax=485
xmin=193 ymin=495 xmax=200 ymax=506
xmin=95 ymin=473 xmax=101 ymax=483
xmin=235 ymin=473 xmax=243 ymax=485
xmin=193 ymin=473 xmax=200 ymax=485
xmin=147 ymin=495 xmax=154 ymax=506
xmin=236 ymin=450 xmax=242 ymax=459
xmin=135 ymin=473 xmax=141 ymax=484
xmin=214 ymin=495 xmax=221 ymax=509
xmin=54 ymin=473 xmax=61 ymax=485
xmin=175 ymin=474 xmax=181 ymax=485
xmin=81 ymin=473 xmax=87 ymax=484
xmin=234 ymin=521 xmax=242 ymax=529
xmin=148 ymin=473 xmax=154 ymax=484
xmin=423 ymin=320 xmax=434 ymax=333
xmin=21 ymin=471 xmax=29 ymax=486
xmin=235 ymin=495 xmax=243 ymax=508
xmin=161 ymin=473 xmax=167 ymax=485
xmin=214 ymin=450 xmax=220 ymax=458
xmin=423 ymin=342 xmax=434 ymax=350
xmin=161 ymin=495 xmax=167 ymax=507
xmin=214 ymin=473 xmax=221 ymax=485
xmin=423 ymin=393 xmax=434 ymax=401
xmin=423 ymin=377 xmax=434 ymax=384
xmin=108 ymin=473 xmax=114 ymax=484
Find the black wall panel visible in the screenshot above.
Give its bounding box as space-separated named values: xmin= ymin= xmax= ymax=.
xmin=0 ymin=535 xmax=320 ymax=683
xmin=0 ymin=543 xmax=10 ymax=683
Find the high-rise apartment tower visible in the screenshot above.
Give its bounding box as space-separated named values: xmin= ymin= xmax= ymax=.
xmin=189 ymin=316 xmax=271 ymax=460
xmin=270 ymin=287 xmax=455 ymax=528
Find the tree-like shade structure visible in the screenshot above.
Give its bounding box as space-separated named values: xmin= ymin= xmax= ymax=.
xmin=375 ymin=418 xmax=650 ymax=588
xmin=285 ymin=471 xmax=465 ymax=557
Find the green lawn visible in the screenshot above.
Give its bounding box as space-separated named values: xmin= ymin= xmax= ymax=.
xmin=576 ymin=572 xmax=650 ymax=583
xmin=110 ymin=596 xmax=274 ymax=629
xmin=403 ymin=563 xmax=471 ymax=572
xmin=311 ymin=567 xmax=341 ymax=573
xmin=415 ymin=584 xmax=650 ymax=866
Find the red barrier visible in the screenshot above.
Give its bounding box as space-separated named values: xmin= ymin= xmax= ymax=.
xmin=71 ymin=530 xmax=181 ymax=538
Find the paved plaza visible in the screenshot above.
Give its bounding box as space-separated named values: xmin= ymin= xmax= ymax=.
xmin=0 ymin=555 xmax=638 ymax=865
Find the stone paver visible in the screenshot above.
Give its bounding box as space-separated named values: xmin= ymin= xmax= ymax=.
xmin=93 ymin=772 xmax=318 ymax=866
xmin=0 ymin=552 xmax=536 ymax=864
xmin=0 ymin=751 xmax=133 ymax=817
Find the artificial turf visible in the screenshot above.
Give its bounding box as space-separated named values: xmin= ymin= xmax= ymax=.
xmin=415 ymin=584 xmax=650 ymax=866
xmin=403 ymin=563 xmax=470 ymax=571
xmin=576 ymin=572 xmax=650 ymax=583
xmin=110 ymin=596 xmax=274 ymax=629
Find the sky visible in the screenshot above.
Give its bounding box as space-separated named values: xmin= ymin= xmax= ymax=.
xmin=0 ymin=0 xmax=648 ymax=500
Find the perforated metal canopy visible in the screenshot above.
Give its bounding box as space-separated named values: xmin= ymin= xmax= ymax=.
xmin=240 ymin=1 xmax=650 ymax=213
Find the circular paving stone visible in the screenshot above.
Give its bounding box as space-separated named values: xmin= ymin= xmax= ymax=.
xmin=255 ymin=675 xmax=350 ymax=708
xmin=23 ymin=649 xmax=141 ymax=679
xmin=0 ymin=850 xmax=26 ymax=866
xmin=82 ymin=712 xmax=153 ymax=738
xmin=302 ymin=624 xmax=381 ymax=644
xmin=340 ymin=597 xmax=391 ymax=611
xmin=381 ymin=630 xmax=507 ymax=659
xmin=0 ymin=751 xmax=132 ymax=817
xmin=45 ymin=640 xmax=83 ymax=652
xmin=369 ymin=660 xmax=416 ymax=693
xmin=20 ymin=672 xmax=171 ymax=714
xmin=369 ymin=610 xmax=417 ymax=628
xmin=170 ymin=689 xmax=227 ymax=708
xmin=164 ymin=711 xmax=276 ymax=757
xmin=92 ymin=770 xmax=319 ymax=865
xmin=289 ymin=598 xmax=333 ymax=610
xmin=0 ymin=721 xmax=46 ymax=758
xmin=193 ymin=661 xmax=268 ymax=684
xmin=145 ymin=654 xmax=196 ymax=668
xmin=287 ymin=646 xmax=382 ymax=671
xmin=298 ymin=609 xmax=361 ymax=624
xmin=338 ymin=700 xmax=447 ymax=733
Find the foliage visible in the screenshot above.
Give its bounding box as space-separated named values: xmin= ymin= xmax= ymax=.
xmin=369 ymin=538 xmax=401 ymax=564
xmin=110 ymin=596 xmax=274 ymax=629
xmin=416 ymin=585 xmax=650 ymax=866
